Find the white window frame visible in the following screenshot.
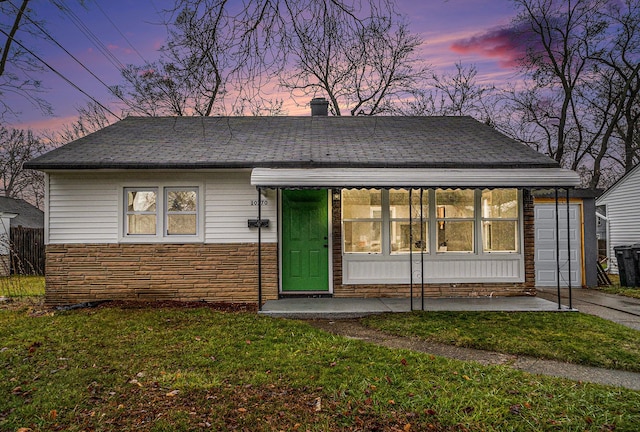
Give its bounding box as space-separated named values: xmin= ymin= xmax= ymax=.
xmin=481 ymin=189 xmax=520 ymax=253
xmin=389 ymin=189 xmax=429 ymax=255
xmin=124 ymin=187 xmax=159 ymax=236
xmin=435 ymin=188 xmax=476 ymax=254
xmin=341 ymin=189 xmax=383 ymax=254
xmin=342 ymin=188 xmax=521 ymax=257
xmin=120 ymin=184 xmax=203 ymax=243
xmin=164 ymin=187 xmax=199 ymax=236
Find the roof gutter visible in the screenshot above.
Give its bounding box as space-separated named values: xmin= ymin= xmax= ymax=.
xmin=250 ymin=167 xmax=582 ymax=188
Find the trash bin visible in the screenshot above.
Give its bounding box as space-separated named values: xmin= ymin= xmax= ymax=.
xmin=614 ymin=245 xmax=638 ymax=287
xmin=631 ymin=244 xmax=640 ymax=288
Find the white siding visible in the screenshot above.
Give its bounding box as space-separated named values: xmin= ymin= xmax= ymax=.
xmin=597 ymin=165 xmax=640 ymax=273
xmin=49 ymin=174 xmax=119 ymax=244
xmin=343 ymin=255 xmax=524 ymax=284
xmin=47 ymin=171 xmax=277 ymax=244
xmin=205 ymin=171 xmax=277 ymax=243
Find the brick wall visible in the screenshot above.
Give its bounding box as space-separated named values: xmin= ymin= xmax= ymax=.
xmin=0 ymin=254 xmax=9 ymax=277
xmin=45 ymin=243 xmax=278 ymax=306
xmin=331 ymin=189 xmax=537 ymax=298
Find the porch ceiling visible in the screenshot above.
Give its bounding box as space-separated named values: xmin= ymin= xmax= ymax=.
xmin=250 ymin=168 xmax=581 ymax=189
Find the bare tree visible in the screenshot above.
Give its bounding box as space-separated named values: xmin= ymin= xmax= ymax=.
xmin=280 ymin=2 xmax=427 ymax=116
xmin=54 ymin=100 xmax=116 ymax=143
xmin=600 ymin=0 xmax=640 ymax=177
xmin=0 ymin=0 xmax=52 ymax=119
xmin=498 ymin=0 xmax=640 ymax=188
xmin=114 ymin=0 xmax=428 ymax=117
xmin=112 ymin=61 xmax=190 ymax=116
xmin=0 ymin=126 xmax=46 ymax=206
xmin=508 ymin=0 xmax=610 ymax=165
xmin=390 ymin=62 xmax=496 ymax=122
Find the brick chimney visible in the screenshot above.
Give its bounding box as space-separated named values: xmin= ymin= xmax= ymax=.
xmin=310 ymin=97 xmax=329 ymax=116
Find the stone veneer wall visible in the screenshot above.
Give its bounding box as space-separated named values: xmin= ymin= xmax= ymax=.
xmin=331 ymin=189 xmax=536 ymax=298
xmin=44 ymin=243 xmax=278 ymax=306
xmin=0 ymin=254 xmax=10 ymax=277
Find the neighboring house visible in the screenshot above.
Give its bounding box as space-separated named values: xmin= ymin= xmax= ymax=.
xmin=0 ymin=197 xmax=45 ymax=276
xmin=596 ymin=163 xmax=640 ymax=274
xmin=25 ymin=103 xmax=580 ymax=306
xmin=532 ymin=189 xmax=599 ymax=288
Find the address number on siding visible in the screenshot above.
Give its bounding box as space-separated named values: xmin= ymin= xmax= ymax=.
xmin=250 ymin=200 xmax=269 ymax=206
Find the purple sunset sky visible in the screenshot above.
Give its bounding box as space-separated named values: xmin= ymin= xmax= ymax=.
xmin=8 ymin=0 xmax=526 ymax=132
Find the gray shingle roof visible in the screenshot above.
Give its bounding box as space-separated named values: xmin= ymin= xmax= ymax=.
xmin=0 ymin=197 xmax=44 ymax=228
xmin=25 ymin=116 xmax=559 ymax=170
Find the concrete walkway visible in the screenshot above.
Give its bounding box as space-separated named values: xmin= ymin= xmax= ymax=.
xmin=260 ymin=296 xmax=571 ymax=319
xmin=307 ymin=318 xmax=640 ymax=391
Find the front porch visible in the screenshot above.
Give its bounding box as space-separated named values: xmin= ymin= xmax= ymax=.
xmin=259 ymin=296 xmax=574 ymax=319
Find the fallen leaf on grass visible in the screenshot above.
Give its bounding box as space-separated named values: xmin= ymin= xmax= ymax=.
xmin=237 ymin=407 xmax=247 ymax=413
xmin=128 ymin=379 xmax=142 ymax=387
xmin=314 ymin=397 xmax=321 ymax=412
xmin=404 ymin=423 xmax=411 ymax=431
xmin=166 ymin=390 xmax=180 ymax=397
xmin=49 ymin=410 xmax=57 ymax=420
xmin=461 ymin=406 xmax=474 ymax=414
xmin=16 ymin=428 xmax=32 ymax=432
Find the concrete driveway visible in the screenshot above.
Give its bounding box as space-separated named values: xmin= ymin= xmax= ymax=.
xmin=537 ymin=287 xmax=640 ymax=330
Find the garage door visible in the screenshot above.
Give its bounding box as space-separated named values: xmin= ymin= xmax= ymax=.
xmin=535 ymin=203 xmax=582 ymax=287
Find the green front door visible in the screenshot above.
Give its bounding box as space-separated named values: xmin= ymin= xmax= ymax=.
xmin=282 ymin=190 xmax=330 ymax=292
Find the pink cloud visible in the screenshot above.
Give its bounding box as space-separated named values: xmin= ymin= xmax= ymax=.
xmin=450 ymin=24 xmax=534 ymax=69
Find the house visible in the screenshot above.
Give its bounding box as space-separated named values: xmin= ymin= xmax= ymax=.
xmin=595 ymin=163 xmax=640 ymax=274
xmin=0 ymin=197 xmax=44 ymax=276
xmin=25 ymin=104 xmax=580 ymax=306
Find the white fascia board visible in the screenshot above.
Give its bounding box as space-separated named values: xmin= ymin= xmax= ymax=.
xmin=251 ymin=168 xmax=581 ymax=188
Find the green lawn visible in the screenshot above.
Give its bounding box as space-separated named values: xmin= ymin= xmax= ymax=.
xmin=0 ymin=275 xmax=45 ymax=298
xmin=1 ymin=305 xmax=639 ymax=431
xmin=597 ymin=274 xmax=640 ymax=299
xmin=362 ymin=311 xmax=640 ymax=372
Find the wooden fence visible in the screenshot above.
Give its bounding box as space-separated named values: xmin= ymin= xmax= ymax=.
xmin=10 ymin=227 xmax=45 ymax=275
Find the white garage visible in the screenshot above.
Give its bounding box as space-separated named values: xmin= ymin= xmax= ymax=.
xmin=534 ymin=202 xmax=583 ymax=287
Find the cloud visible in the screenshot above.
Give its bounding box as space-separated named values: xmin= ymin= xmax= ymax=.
xmin=450 ymin=24 xmax=532 ymax=69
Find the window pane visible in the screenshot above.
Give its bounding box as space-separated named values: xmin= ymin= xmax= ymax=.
xmin=167 ymin=190 xmax=197 ymax=212
xmin=128 ymin=191 xmax=156 ymax=212
xmin=482 ymin=189 xmax=517 ymax=219
xmin=343 ymin=221 xmax=381 ymax=253
xmin=127 ymin=214 xmax=156 ymax=235
xmin=389 ymin=189 xmax=428 ymax=219
xmin=436 ymin=189 xmax=474 ymax=218
xmin=390 ymin=221 xmax=428 ymax=253
xmin=168 ymin=214 xmax=197 ymax=235
xmin=483 ymin=221 xmax=518 ymax=252
xmin=342 ymin=189 xmax=381 ymax=219
xmin=437 ymin=221 xmax=473 ymax=252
